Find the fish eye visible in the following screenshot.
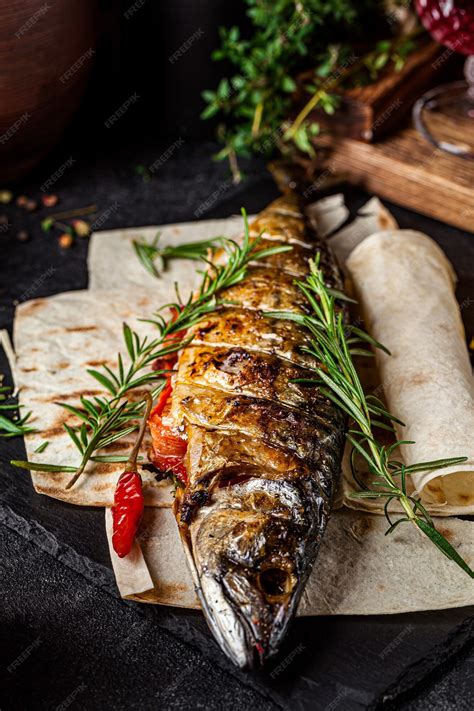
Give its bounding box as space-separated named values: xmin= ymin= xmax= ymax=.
xmin=258 ymin=568 xmax=292 ymax=598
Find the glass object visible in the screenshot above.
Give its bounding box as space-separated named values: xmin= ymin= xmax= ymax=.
xmin=413 ymin=0 xmax=474 ymax=159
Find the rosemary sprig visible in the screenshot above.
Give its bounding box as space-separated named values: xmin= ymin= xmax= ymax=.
xmin=142 ymin=212 xmax=291 ymax=336
xmin=0 ymin=381 xmax=35 ymax=438
xmin=133 ymin=234 xmax=224 ymax=278
xmin=269 ymin=258 xmax=473 ymax=578
xmin=13 ymin=210 xmax=290 ymax=486
xmin=13 ymin=328 xmax=184 ymax=484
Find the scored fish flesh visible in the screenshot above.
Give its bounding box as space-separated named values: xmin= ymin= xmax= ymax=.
xmin=150 ymin=194 xmax=346 ymax=668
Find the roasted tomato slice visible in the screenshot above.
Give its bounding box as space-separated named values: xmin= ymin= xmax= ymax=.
xmin=153 ymin=382 xmax=173 ymax=417
xmin=149 ymin=307 xmax=188 ymax=482
xmin=153 ymin=307 xmax=187 ymax=376
xmin=149 ymin=388 xmax=188 ymax=483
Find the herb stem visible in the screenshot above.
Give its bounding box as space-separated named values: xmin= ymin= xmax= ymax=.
xmin=228 ymin=147 xmax=241 ymax=184
xmin=125 ymin=393 xmax=153 ymax=471
xmin=48 ymin=205 xmax=98 ymax=221
xmin=65 ymin=463 xmax=85 ymax=490
xmin=252 ymin=101 xmax=264 ymax=137
xmin=285 ymin=53 xmax=371 ymax=140
xmin=286 ymin=27 xmax=423 ymax=141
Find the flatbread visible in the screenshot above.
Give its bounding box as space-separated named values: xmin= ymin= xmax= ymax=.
xmin=305 ymin=193 xmax=349 ymax=237
xmin=14 ymin=289 xmax=175 ymax=506
xmin=345 ymin=230 xmax=474 ymax=515
xmin=327 ymin=196 xmax=398 ymax=268
xmin=88 ymin=216 xmax=246 ymax=293
xmin=106 ymin=507 xmax=474 ymax=614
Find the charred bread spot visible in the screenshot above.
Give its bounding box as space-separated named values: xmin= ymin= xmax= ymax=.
xmin=65 ymin=326 xmax=97 ymax=333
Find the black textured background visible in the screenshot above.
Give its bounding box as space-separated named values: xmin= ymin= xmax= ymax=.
xmin=1 ymin=1 xmax=474 ymax=705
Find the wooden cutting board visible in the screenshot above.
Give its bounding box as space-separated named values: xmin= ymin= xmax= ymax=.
xmin=301 ymin=40 xmax=458 ymax=142
xmin=319 ymin=114 xmax=474 ymax=233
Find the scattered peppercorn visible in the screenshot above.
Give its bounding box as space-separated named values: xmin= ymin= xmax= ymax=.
xmin=41 ymin=217 xmax=55 ymax=232
xmin=25 ymin=199 xmax=38 ymax=212
xmin=72 ymin=219 xmax=90 ymax=237
xmin=58 ymin=233 xmax=74 ymax=248
xmin=17 ymin=230 xmax=30 ymax=242
xmin=41 ymin=194 xmax=58 ymax=208
xmin=0 ymin=190 xmax=13 ymax=204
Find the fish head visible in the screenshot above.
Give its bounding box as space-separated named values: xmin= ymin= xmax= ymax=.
xmin=186 ymin=476 xmax=328 ymax=669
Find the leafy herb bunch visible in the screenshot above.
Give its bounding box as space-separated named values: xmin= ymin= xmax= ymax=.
xmin=202 ymin=0 xmax=419 ymax=178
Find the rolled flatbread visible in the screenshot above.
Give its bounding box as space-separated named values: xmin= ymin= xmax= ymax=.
xmin=344 ymin=230 xmax=474 ymax=514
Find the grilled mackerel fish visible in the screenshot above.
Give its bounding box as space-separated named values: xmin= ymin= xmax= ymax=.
xmin=150 ymin=194 xmax=346 ymax=668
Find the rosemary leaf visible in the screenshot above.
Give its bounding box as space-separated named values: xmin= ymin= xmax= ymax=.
xmin=401 ymin=457 xmax=468 ymax=474
xmin=11 ymin=460 xmax=76 ymax=473
xmin=87 ymin=370 xmax=118 ymax=396
xmin=415 ymin=518 xmax=473 ymax=578
xmin=34 ymin=441 xmax=49 ymax=454
xmin=0 ymin=373 xmax=35 ymax=438
xmin=133 ymin=234 xmax=224 ymax=277
xmin=0 ymin=413 xmax=35 ymax=437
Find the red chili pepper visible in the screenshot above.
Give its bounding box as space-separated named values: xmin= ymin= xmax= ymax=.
xmin=111 ymin=470 xmax=144 ymax=558
xmin=112 ymin=393 xmax=153 ymax=558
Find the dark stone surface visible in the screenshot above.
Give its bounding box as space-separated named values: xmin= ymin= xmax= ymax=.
xmin=0 ymin=508 xmax=278 ymax=711
xmin=1 ymin=130 xmax=473 ymax=710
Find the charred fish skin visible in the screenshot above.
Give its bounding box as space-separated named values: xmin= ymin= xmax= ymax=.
xmin=190 ymin=307 xmax=317 ymax=370
xmin=177 ymin=345 xmax=333 ymax=416
xmin=165 ymin=194 xmax=346 ymax=669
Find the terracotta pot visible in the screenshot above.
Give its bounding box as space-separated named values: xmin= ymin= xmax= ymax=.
xmin=0 ymin=0 xmax=99 ymax=183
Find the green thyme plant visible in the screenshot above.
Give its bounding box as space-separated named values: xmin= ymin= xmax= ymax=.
xmin=202 ymin=0 xmax=420 ymax=179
